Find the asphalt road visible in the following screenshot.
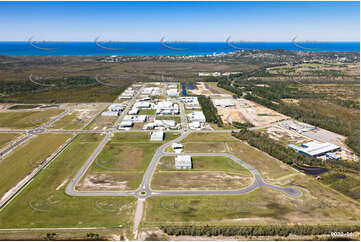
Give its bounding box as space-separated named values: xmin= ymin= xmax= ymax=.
xmin=65 ymin=130 xmax=302 ymax=199
xmin=0 ymin=85 xmax=302 ymax=213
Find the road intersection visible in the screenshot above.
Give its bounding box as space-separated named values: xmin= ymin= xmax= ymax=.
xmin=0 ymin=83 xmax=302 ymax=239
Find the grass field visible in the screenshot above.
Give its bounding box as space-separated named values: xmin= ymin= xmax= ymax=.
xmin=151 ymin=156 xmax=253 ymax=190
xmin=131 ymin=122 xmax=145 ymax=130
xmin=0 ymin=109 xmax=63 ymax=129
xmin=227 ymin=141 xmax=296 ymax=180
xmin=0 ymin=133 xmax=72 ymax=202
xmin=49 ymin=111 xmax=86 ymax=130
xmin=182 ymin=132 xmax=238 ymax=142
xmin=181 ymin=132 xmax=295 ymax=181
xmin=111 ymin=132 xmax=180 ymax=143
xmin=139 ymin=109 xmax=156 ymax=115
xmin=156 ymin=115 xmax=181 ymax=123
xmin=3 ymin=85 xmax=127 ymax=104
xmin=157 ymin=156 xmax=249 ymax=173
xmin=183 ymin=142 xmax=228 ymax=153
xmin=0 ymin=133 xmax=19 ymax=149
xmin=8 ymin=104 xmax=41 ymax=110
xmin=0 ymin=228 xmax=131 ymax=241
xmin=87 ymin=115 xmax=117 ymax=130
xmin=0 ymin=133 xmax=136 ymax=228
xmin=144 ymin=176 xmax=360 ymax=226
xmin=78 ymin=132 xmax=180 ymax=191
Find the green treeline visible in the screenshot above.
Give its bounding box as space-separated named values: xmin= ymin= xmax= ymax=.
xmin=160 ymin=224 xmax=359 ymax=237
xmin=0 ymin=76 xmax=97 ymax=94
xmin=245 ymin=93 xmax=360 ymax=155
xmin=232 ymin=128 xmax=360 ymax=200
xmin=232 ymin=129 xmax=359 ymax=171
xmin=218 ymin=78 xmax=359 ymax=155
xmin=197 ymin=96 xmax=223 ymax=127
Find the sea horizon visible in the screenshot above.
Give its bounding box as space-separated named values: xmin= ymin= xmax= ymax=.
xmin=0 ymin=41 xmax=359 ymax=56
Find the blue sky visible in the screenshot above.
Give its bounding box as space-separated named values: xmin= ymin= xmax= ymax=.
xmin=0 ymin=1 xmax=359 ymax=41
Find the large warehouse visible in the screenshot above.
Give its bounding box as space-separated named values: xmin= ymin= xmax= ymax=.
xmin=175 ymin=155 xmax=192 ymax=169
xmin=288 ymin=141 xmax=341 ymax=157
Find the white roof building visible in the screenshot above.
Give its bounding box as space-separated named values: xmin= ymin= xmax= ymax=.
xmin=167 ymin=83 xmax=178 ymax=89
xmin=150 ymin=131 xmax=164 ymax=141
xmin=179 ymin=97 xmax=199 ymax=105
xmin=109 ymin=104 xmax=125 ymax=112
xmin=187 ymin=111 xmax=206 ymax=122
xmin=102 ymin=111 xmax=119 ymax=116
xmin=156 ymin=101 xmax=179 ymax=115
xmin=155 ymin=120 xmax=176 ymax=128
xmin=123 ymin=115 xmax=147 ymax=123
xmin=213 ymin=99 xmax=235 ymax=107
xmin=167 ymin=89 xmax=179 ymax=97
xmin=175 ymin=155 xmax=192 ymax=169
xmin=119 ymin=121 xmax=133 ymax=128
xmin=142 ymin=87 xmax=154 ymax=94
xmin=134 ymin=102 xmax=151 ymax=109
xmin=288 ymin=141 xmax=341 ymax=157
xmin=128 ymin=108 xmax=139 ymax=115
xmin=189 ymin=121 xmax=201 ymax=129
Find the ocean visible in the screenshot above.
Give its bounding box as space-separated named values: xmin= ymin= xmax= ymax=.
xmin=0 ymin=41 xmax=359 ymax=56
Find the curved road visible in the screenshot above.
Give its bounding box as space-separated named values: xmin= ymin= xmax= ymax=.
xmin=65 ymin=130 xmax=302 ymax=199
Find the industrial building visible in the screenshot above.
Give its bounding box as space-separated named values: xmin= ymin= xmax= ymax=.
xmin=156 ymin=101 xmax=179 ymax=115
xmin=150 ymin=131 xmax=164 ymax=141
xmin=119 ymin=87 xmax=135 ymax=99
xmin=175 ymin=155 xmax=192 ymax=169
xmin=134 ymin=101 xmax=151 ymax=109
xmin=187 ymin=111 xmax=206 ymax=122
xmin=119 ymin=121 xmax=133 ymax=128
xmin=189 ymin=121 xmax=201 ymax=129
xmin=288 ymin=141 xmax=341 ymax=158
xmin=167 ymin=89 xmax=179 ymax=97
xmin=142 ymin=87 xmax=162 ymax=96
xmin=279 ymin=120 xmax=316 ymax=133
xmin=213 ymin=99 xmax=235 ymax=107
xmin=101 ymin=111 xmax=119 ymax=116
xmin=172 ymin=143 xmax=183 ymax=153
xmin=167 ymin=83 xmax=178 ymax=89
xmin=108 ymin=104 xmax=125 ymax=112
xmin=143 ymin=119 xmax=178 ymax=130
xmin=179 ymin=97 xmax=201 ymax=109
xmin=123 ymin=115 xmax=147 ymax=123
xmin=128 ymin=108 xmax=139 ymax=115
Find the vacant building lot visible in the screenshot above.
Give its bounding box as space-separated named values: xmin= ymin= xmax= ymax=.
xmin=0 ymin=133 xmax=136 ymax=229
xmin=50 ymin=103 xmax=106 ymax=130
xmin=188 ymin=82 xmax=233 ymax=99
xmin=0 ymin=108 xmax=64 ymax=129
xmin=87 ymin=115 xmax=117 ymax=130
xmin=181 ymin=132 xmax=296 ymax=181
xmin=0 ymin=133 xmax=73 ymax=204
xmin=144 ymin=174 xmax=359 ymax=226
xmin=258 ymin=125 xmax=312 ymax=146
xmin=235 ymin=99 xmax=288 ymax=127
xmin=151 ymin=156 xmax=253 ymax=190
xmin=77 ymin=132 xmax=180 ymax=191
xmin=0 ymin=133 xmax=20 ymax=150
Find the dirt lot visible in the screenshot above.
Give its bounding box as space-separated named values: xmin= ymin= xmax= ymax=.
xmin=235 ymin=99 xmax=288 ymax=126
xmin=89 ymin=115 xmax=117 ymax=130
xmin=188 ymin=82 xmax=233 ymax=99
xmin=50 ymin=103 xmax=107 ymax=129
xmin=77 ymin=173 xmax=143 ymax=191
xmin=151 ymin=171 xmax=252 ymax=190
xmin=217 ymin=106 xmax=247 ymax=124
xmin=260 ymin=125 xmax=312 ymax=146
